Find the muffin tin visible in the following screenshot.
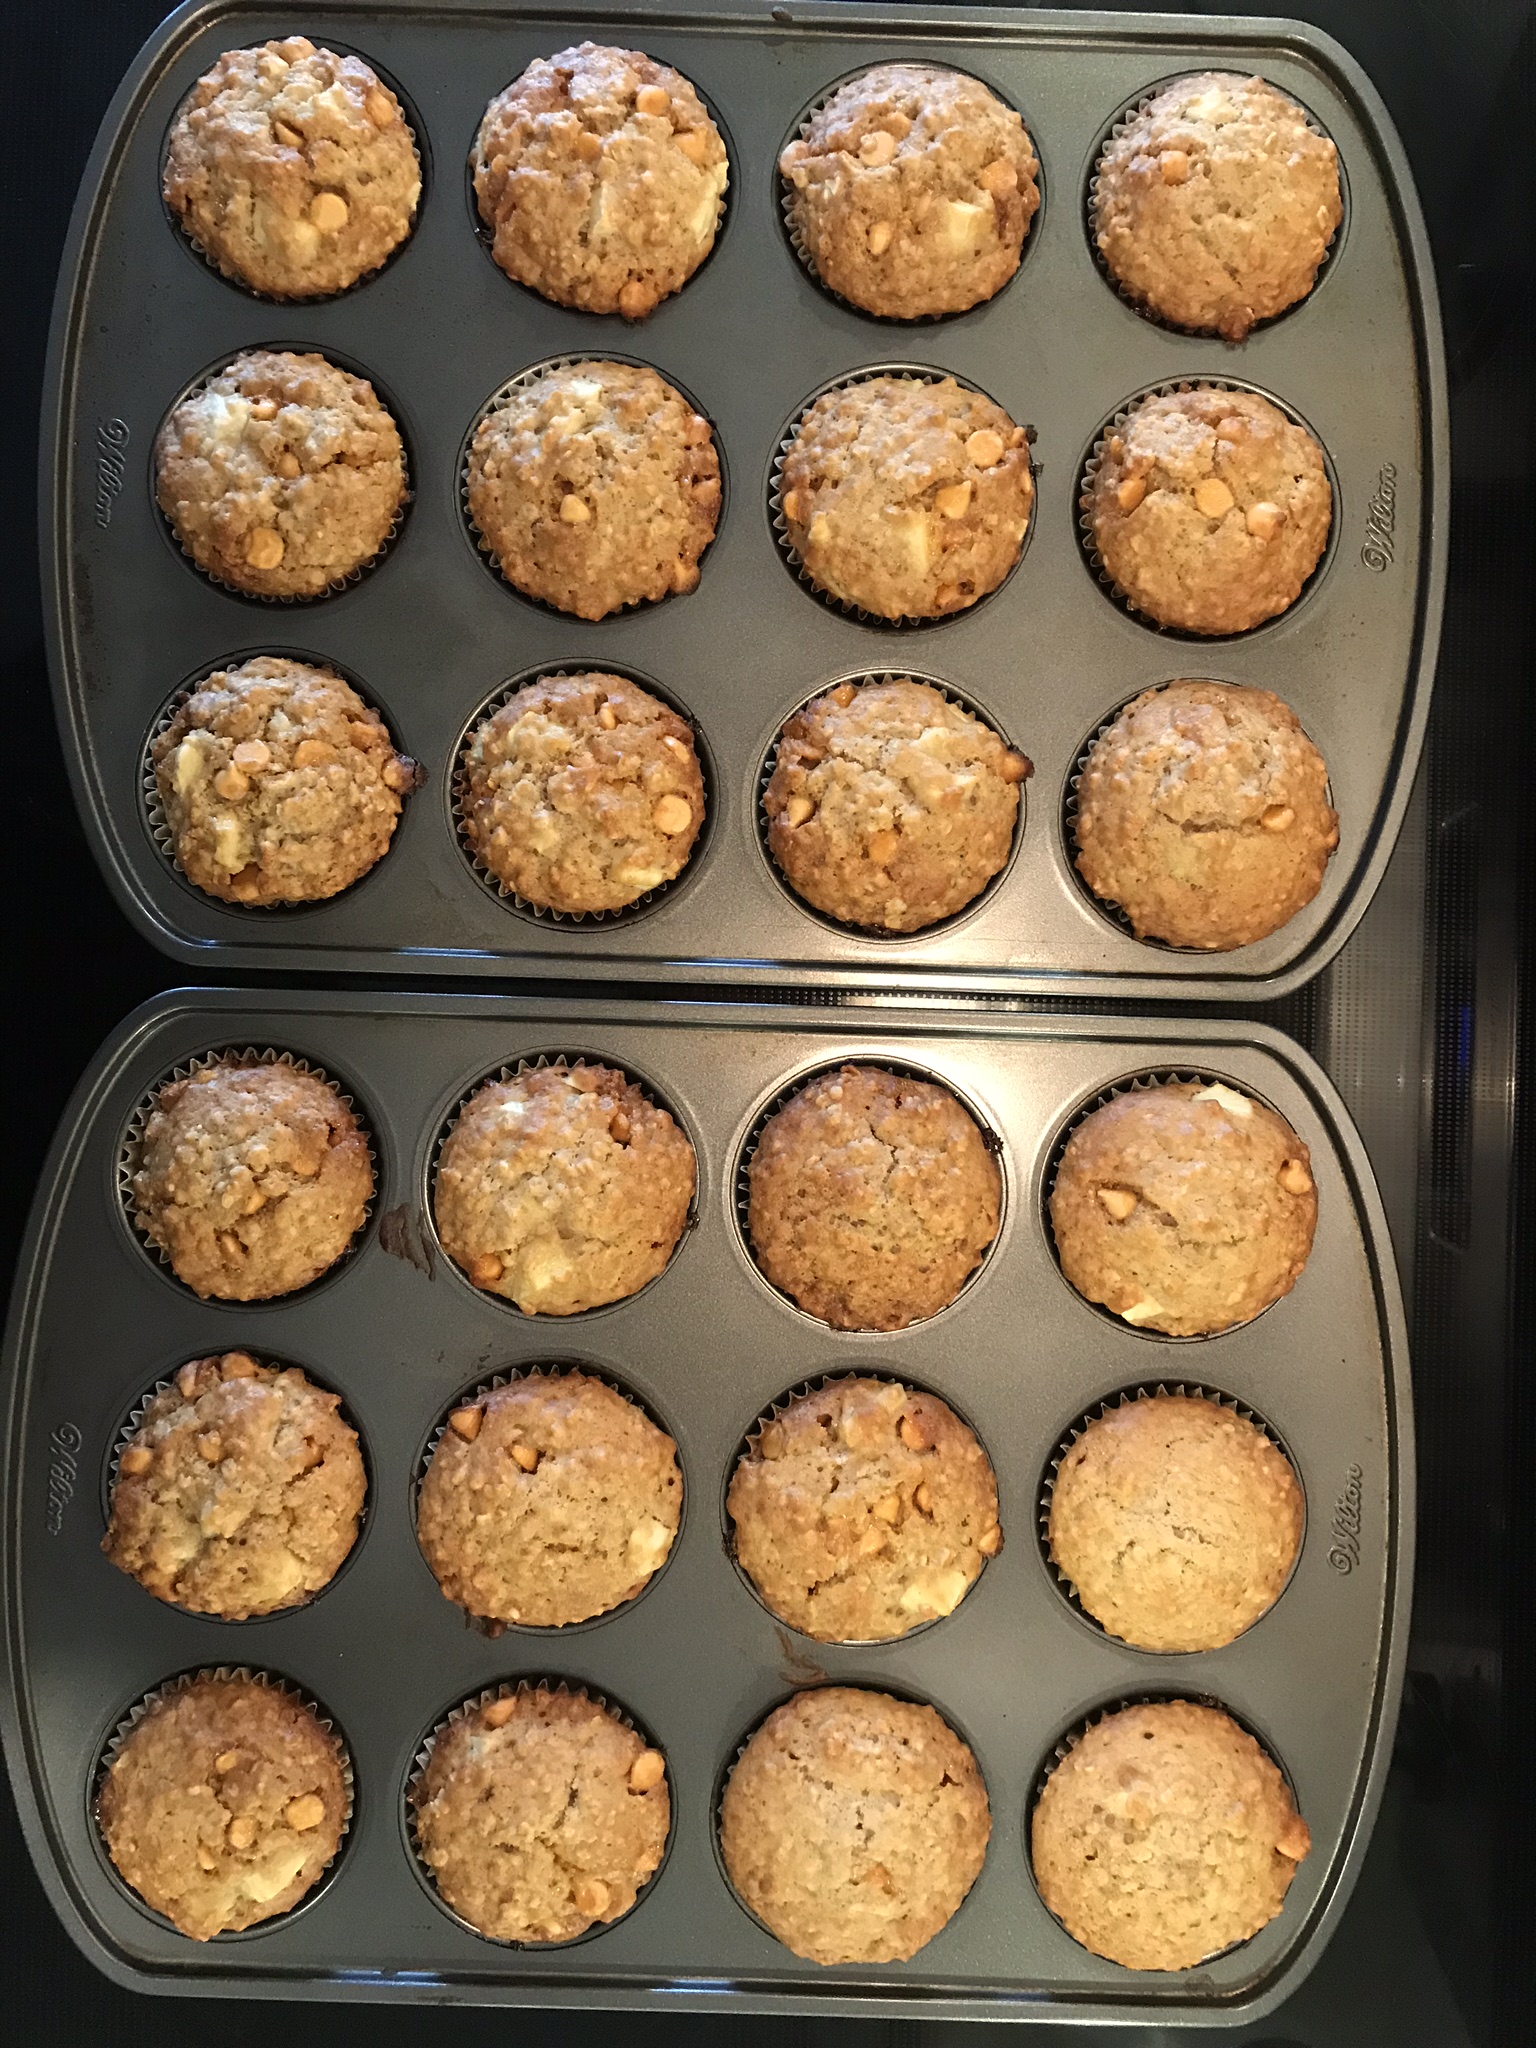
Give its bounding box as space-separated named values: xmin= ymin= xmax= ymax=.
xmin=0 ymin=988 xmax=1411 ymax=2021
xmin=44 ymin=1 xmax=1445 ymax=998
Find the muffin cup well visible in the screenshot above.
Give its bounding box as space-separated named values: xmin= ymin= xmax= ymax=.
xmin=403 ymin=1677 xmax=672 ymax=1948
xmin=93 ymin=1665 xmax=355 ymax=1940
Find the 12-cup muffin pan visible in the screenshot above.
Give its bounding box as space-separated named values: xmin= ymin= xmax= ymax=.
xmin=0 ymin=989 xmax=1412 ymax=2021
xmin=44 ymin=0 xmax=1446 ymax=998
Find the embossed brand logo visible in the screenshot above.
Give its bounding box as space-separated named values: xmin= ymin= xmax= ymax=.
xmin=93 ymin=417 xmax=130 ymax=528
xmin=44 ymin=1423 xmax=82 ymax=1534
xmin=1328 ymin=1462 xmax=1364 ymax=1574
xmin=1360 ymin=464 xmax=1397 ymax=572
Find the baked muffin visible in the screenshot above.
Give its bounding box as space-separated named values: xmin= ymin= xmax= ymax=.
xmin=433 ymin=1062 xmax=695 ymax=1315
xmin=780 ymin=64 xmax=1038 ymax=319
xmin=780 ymin=376 xmax=1031 ymax=619
xmin=1031 ymin=1701 xmax=1311 ymax=1970
xmin=720 ymin=1687 xmax=989 ymax=1964
xmin=764 ymin=678 xmax=1027 ymax=932
xmin=1047 ymin=1393 xmax=1303 ymax=1650
xmin=152 ymin=656 xmax=417 ymax=905
xmin=473 ymin=42 xmax=728 ymax=319
xmin=460 ymin=672 xmax=704 ymax=913
xmin=131 ymin=1059 xmax=373 ymax=1302
xmin=1074 ymin=681 xmax=1338 ymax=949
xmin=155 ymin=349 xmax=406 ymax=598
xmin=163 ymin=38 xmax=420 ymax=298
xmin=1049 ymin=1080 xmax=1317 ymax=1336
xmin=467 ymin=361 xmax=719 ymax=620
xmin=97 ymin=1675 xmax=348 ymax=1940
xmin=103 ymin=1352 xmax=365 ymax=1619
xmin=1094 ymin=73 xmax=1342 ymax=340
xmin=748 ymin=1065 xmax=1001 ymax=1330
xmin=728 ymin=1378 xmax=1001 ymax=1641
xmin=418 ymin=1371 xmax=681 ymax=1627
xmin=1085 ymin=388 xmax=1330 ymax=635
xmin=412 ymin=1687 xmax=669 ymax=1943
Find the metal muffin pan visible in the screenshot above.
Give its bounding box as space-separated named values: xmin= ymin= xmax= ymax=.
xmin=1 ymin=989 xmax=1412 ymax=2020
xmin=43 ymin=1 xmax=1445 ymax=998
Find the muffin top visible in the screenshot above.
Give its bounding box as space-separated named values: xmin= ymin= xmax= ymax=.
xmin=433 ymin=1062 xmax=695 ymax=1315
xmin=1049 ymin=1080 xmax=1317 ymax=1336
xmin=103 ymin=1352 xmax=365 ymax=1619
xmin=460 ymin=671 xmax=704 ymax=914
xmin=1094 ymin=72 xmax=1342 ymax=340
xmin=417 ymin=1371 xmax=681 ymax=1627
xmin=780 ymin=63 xmax=1039 ymax=319
xmin=781 ymin=376 xmax=1031 ymax=619
xmin=1074 ymin=681 xmax=1338 ymax=950
xmin=720 ymin=1686 xmax=990 ymax=1965
xmin=1031 ymin=1701 xmax=1311 ymax=1970
xmin=473 ymin=41 xmax=728 ymax=318
xmin=467 ymin=361 xmax=720 ymax=620
xmin=131 ymin=1059 xmax=373 ymax=1302
xmin=764 ymin=677 xmax=1027 ymax=933
xmin=1048 ymin=1393 xmax=1304 ymax=1650
xmin=97 ymin=1675 xmax=348 ymax=1941
xmin=153 ymin=656 xmax=417 ymax=906
xmin=728 ymin=1378 xmax=1000 ymax=1642
xmin=747 ymin=1064 xmax=1001 ymax=1331
xmin=163 ymin=38 xmax=420 ymax=299
xmin=1086 ymin=387 xmax=1330 ymax=635
xmin=155 ymin=348 xmax=406 ymax=599
xmin=412 ymin=1688 xmax=669 ymax=1943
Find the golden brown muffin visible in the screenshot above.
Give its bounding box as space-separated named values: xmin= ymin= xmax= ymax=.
xmin=418 ymin=1371 xmax=681 ymax=1627
xmin=1031 ymin=1701 xmax=1311 ymax=1969
xmin=412 ymin=1688 xmax=669 ymax=1942
xmin=780 ymin=376 xmax=1032 ymax=619
xmin=460 ymin=672 xmax=704 ymax=913
xmin=131 ymin=1059 xmax=373 ymax=1302
xmin=433 ymin=1062 xmax=695 ymax=1315
xmin=97 ymin=1675 xmax=348 ymax=1940
xmin=473 ymin=42 xmax=728 ymax=319
xmin=103 ymin=1352 xmax=365 ymax=1619
xmin=1047 ymin=1393 xmax=1303 ymax=1650
xmin=747 ymin=1064 xmax=1001 ymax=1331
xmin=1049 ymin=1080 xmax=1317 ymax=1337
xmin=1074 ymin=681 xmax=1338 ymax=949
xmin=163 ymin=38 xmax=420 ymax=298
xmin=1085 ymin=388 xmax=1330 ymax=635
xmin=153 ymin=657 xmax=417 ymax=905
xmin=467 ymin=361 xmax=720 ymax=620
xmin=728 ymin=1378 xmax=1001 ymax=1641
xmin=1094 ymin=73 xmax=1342 ymax=340
xmin=720 ymin=1686 xmax=990 ymax=1964
xmin=155 ymin=349 xmax=406 ymax=598
xmin=780 ymin=64 xmax=1038 ymax=318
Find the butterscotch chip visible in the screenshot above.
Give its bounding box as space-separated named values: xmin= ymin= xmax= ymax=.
xmin=780 ymin=64 xmax=1038 ymax=318
xmin=1086 ymin=388 xmax=1330 ymax=635
xmin=163 ymin=39 xmax=420 ymax=298
xmin=97 ymin=1677 xmax=346 ymax=1940
xmin=103 ymin=1355 xmax=364 ymax=1618
xmin=728 ymin=1379 xmax=997 ymax=1641
xmin=413 ymin=1689 xmax=669 ymax=1943
xmin=418 ymin=1371 xmax=680 ymax=1627
xmin=467 ymin=362 xmax=719 ymax=620
xmin=1049 ymin=1081 xmax=1317 ymax=1336
xmin=473 ymin=42 xmax=727 ymax=317
xmin=434 ymin=1063 xmax=694 ymax=1315
xmin=460 ymin=672 xmax=703 ymax=912
xmin=155 ymin=349 xmax=406 ymax=598
xmin=720 ymin=1687 xmax=989 ymax=1964
xmin=1094 ymin=73 xmax=1342 ymax=339
xmin=780 ymin=377 xmax=1031 ymax=619
xmin=1032 ymin=1701 xmax=1310 ymax=1970
xmin=747 ymin=1065 xmax=1000 ymax=1331
xmin=131 ymin=1061 xmax=373 ymax=1302
xmin=1074 ymin=681 xmax=1338 ymax=948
